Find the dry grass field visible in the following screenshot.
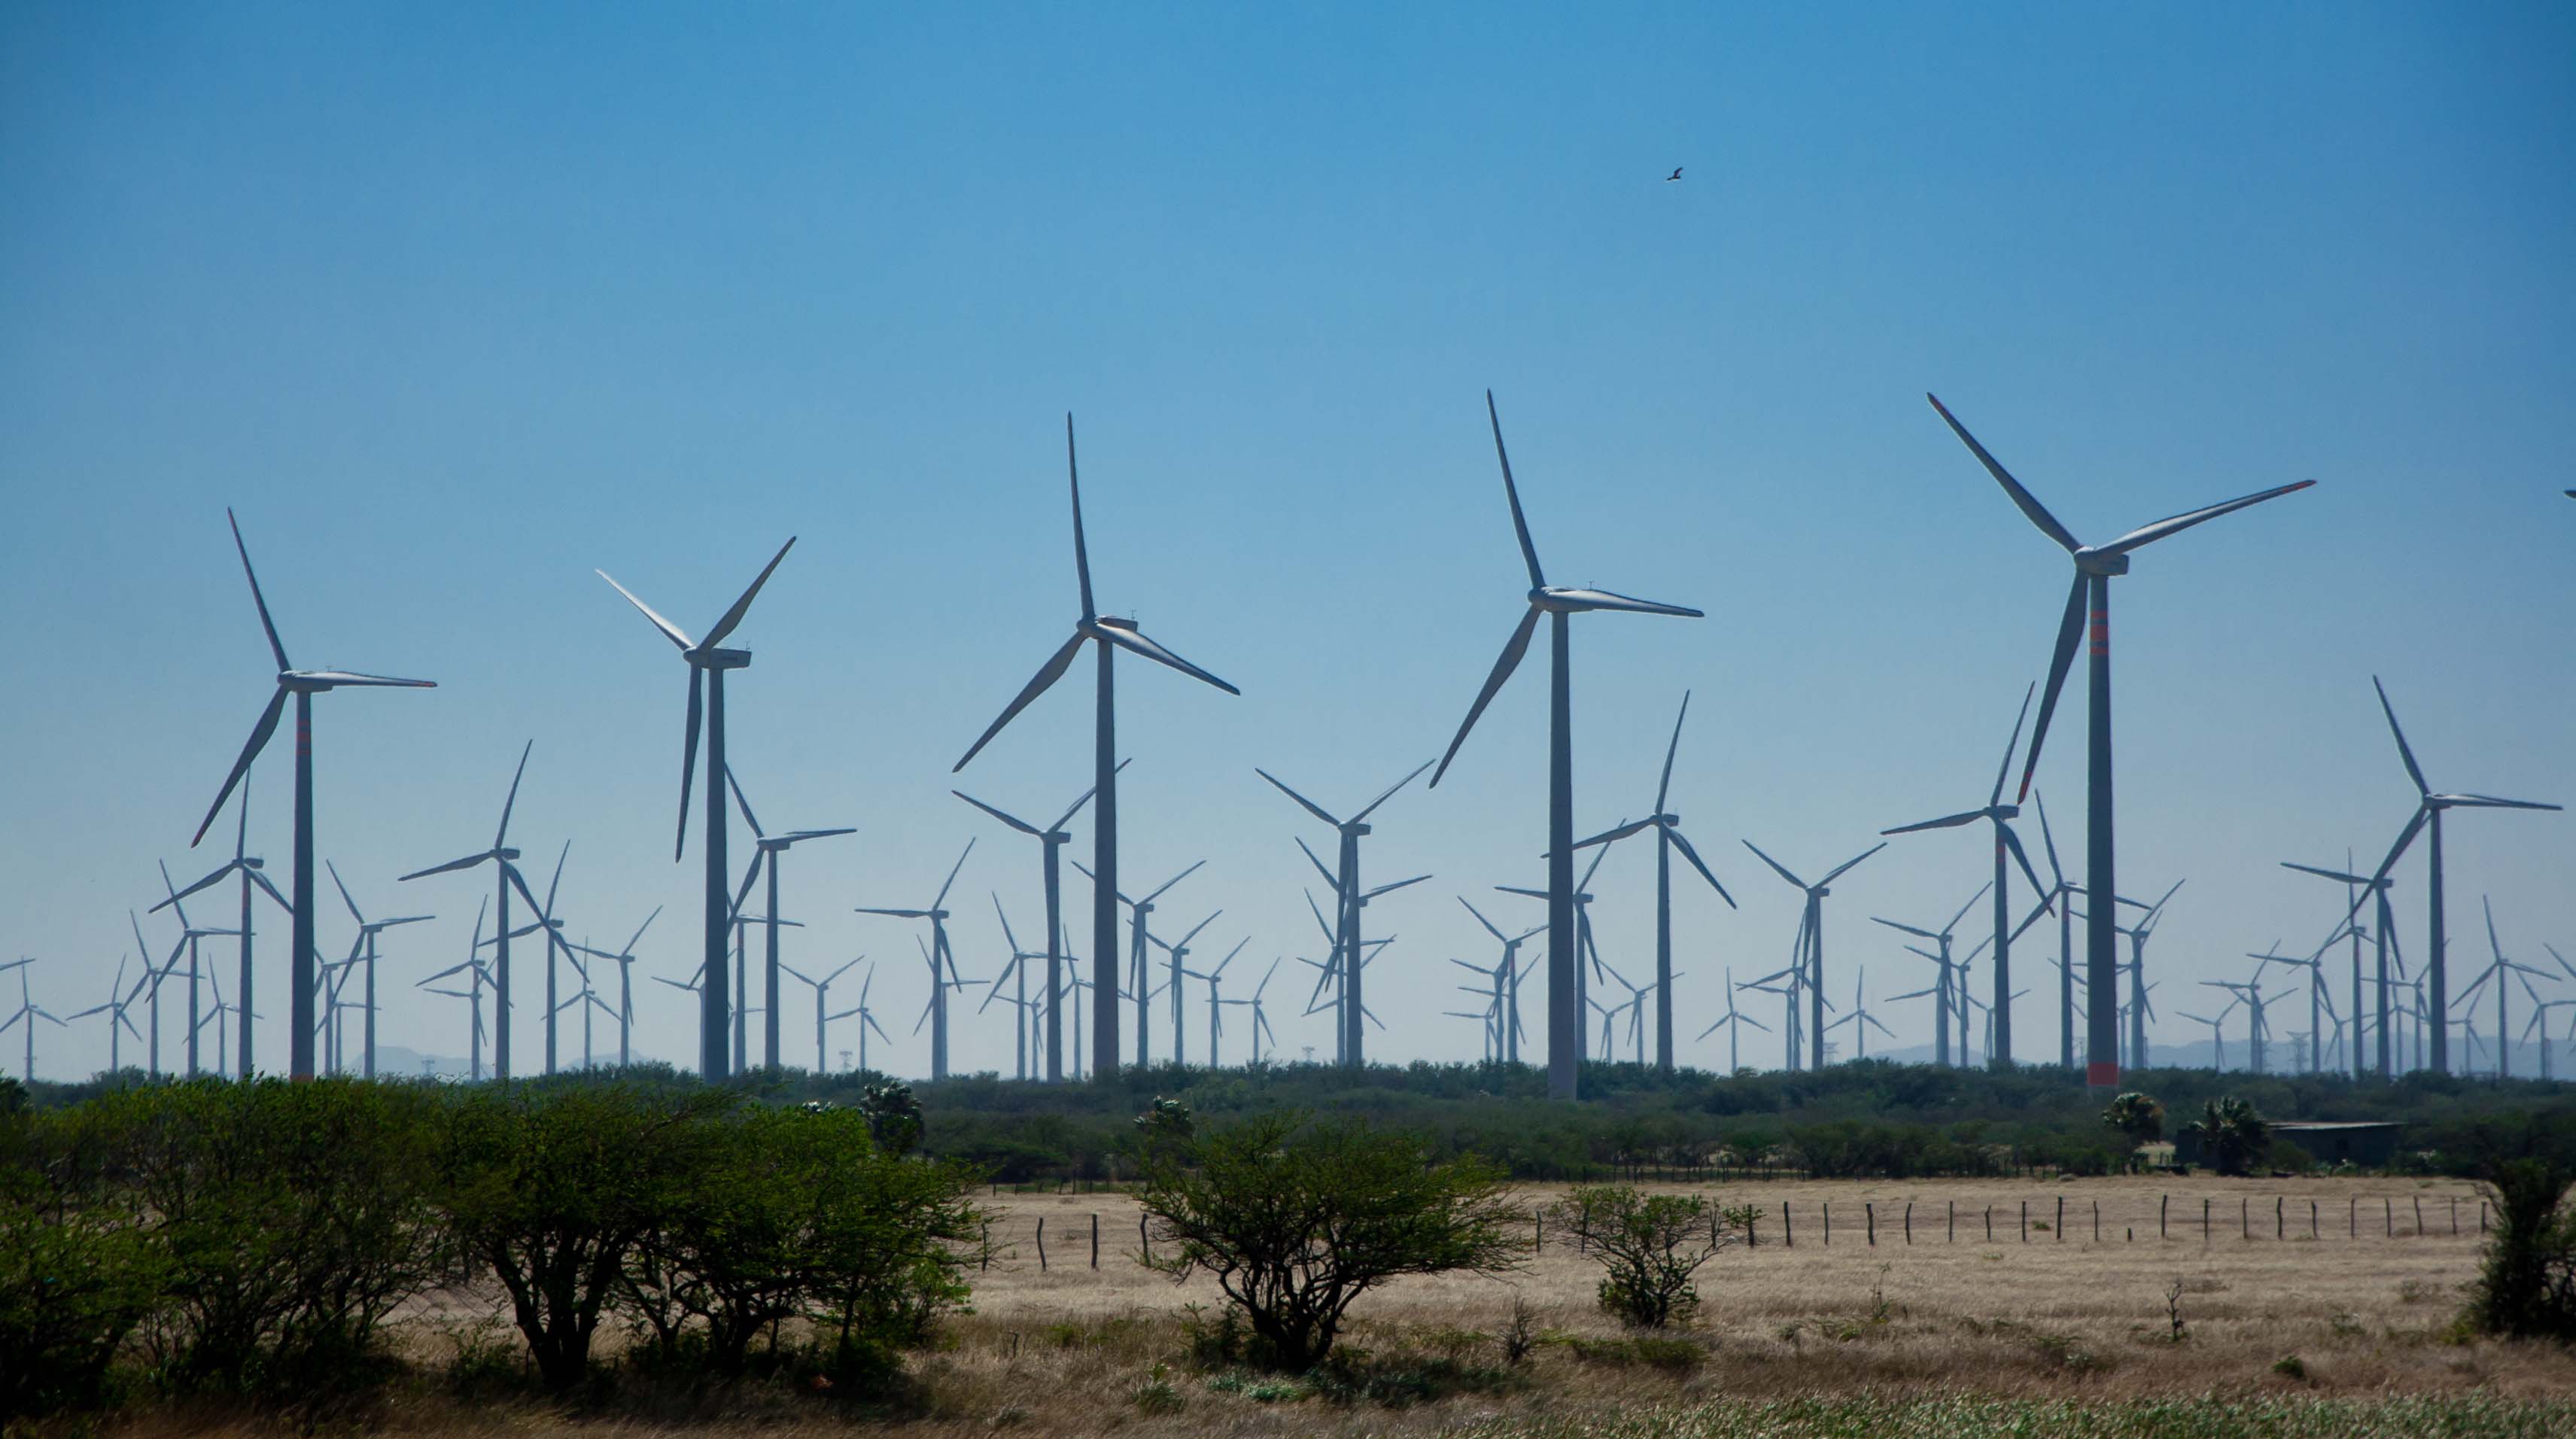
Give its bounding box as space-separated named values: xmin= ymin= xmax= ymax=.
xmin=140 ymin=1173 xmax=2560 ymax=1437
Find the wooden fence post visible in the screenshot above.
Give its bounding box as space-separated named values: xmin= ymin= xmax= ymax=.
xmin=2203 ymin=1197 xmax=2211 ymax=1241
xmin=2240 ymin=1197 xmax=2249 ymax=1240
xmin=2275 ymin=1197 xmax=2283 ymax=1240
xmin=2161 ymin=1194 xmax=2168 ymax=1240
xmin=981 ymin=1220 xmax=990 ymax=1271
xmin=1140 ymin=1212 xmax=1151 ymax=1263
xmin=1866 ymin=1202 xmax=1875 ymax=1246
xmin=1535 ymin=1210 xmax=1543 ymax=1254
xmin=2093 ymin=1200 xmax=2100 ymax=1243
xmin=1948 ymin=1199 xmax=1956 ymax=1243
xmin=2480 ymin=1200 xmax=2489 ymax=1234
xmin=1784 ymin=1200 xmax=1793 ymax=1247
xmin=1905 ymin=1201 xmax=1913 ymax=1245
xmin=2310 ymin=1200 xmax=2317 ymax=1240
xmin=2056 ymin=1195 xmax=2064 ymax=1242
xmin=1984 ymin=1206 xmax=1993 ymax=1242
xmin=1092 ymin=1213 xmax=1100 ymax=1269
xmin=2413 ymin=1196 xmax=2423 ymax=1237
xmin=2019 ymin=1200 xmax=2027 ymax=1243
xmin=1823 ymin=1201 xmax=1830 ymax=1246
xmin=1037 ymin=1217 xmax=1047 ymax=1271
xmin=2450 ymin=1197 xmax=2459 ymax=1236
xmin=2386 ymin=1197 xmax=2393 ymax=1236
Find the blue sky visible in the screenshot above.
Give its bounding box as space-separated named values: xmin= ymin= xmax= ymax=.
xmin=3 ymin=2 xmax=2570 ymax=1080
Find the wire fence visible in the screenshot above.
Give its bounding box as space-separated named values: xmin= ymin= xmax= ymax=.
xmin=972 ymin=1188 xmax=2492 ymax=1271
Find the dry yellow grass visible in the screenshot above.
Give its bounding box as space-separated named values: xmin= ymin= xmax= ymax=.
xmin=116 ymin=1175 xmax=2576 ymax=1437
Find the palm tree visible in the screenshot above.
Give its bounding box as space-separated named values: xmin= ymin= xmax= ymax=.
xmin=2101 ymin=1091 xmax=2164 ymax=1170
xmin=2184 ymin=1096 xmax=2270 ymax=1177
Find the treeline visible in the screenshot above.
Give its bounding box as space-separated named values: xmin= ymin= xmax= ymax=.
xmin=26 ymin=1057 xmax=2566 ymax=1185
xmin=1 ymin=1075 xmax=978 ymax=1420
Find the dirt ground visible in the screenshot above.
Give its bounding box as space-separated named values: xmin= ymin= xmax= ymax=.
xmin=152 ymin=1174 xmax=2572 ymax=1437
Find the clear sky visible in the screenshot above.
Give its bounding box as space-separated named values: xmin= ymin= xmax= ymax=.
xmin=4 ymin=2 xmax=2570 ymax=1081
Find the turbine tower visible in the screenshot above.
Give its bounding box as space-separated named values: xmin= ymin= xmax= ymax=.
xmin=1568 ymin=692 xmax=1737 ymax=1072
xmin=1740 ymin=840 xmax=1884 ymax=1071
xmin=568 ymin=907 xmax=660 ymax=1069
xmin=1257 ymin=759 xmax=1433 ymax=1070
xmin=1695 ymin=966 xmax=1769 ymax=1072
xmin=724 ymin=767 xmax=854 ymax=1071
xmin=596 ymin=535 xmax=798 ymax=1079
xmin=1455 ymin=898 xmax=1543 ymax=1066
xmin=157 ymin=783 xmax=293 ymax=1076
xmin=952 ymin=417 xmax=1240 ymax=1082
xmin=188 ymin=510 xmax=434 ymax=1079
xmin=1428 ymin=392 xmax=1704 ymax=1100
xmin=1880 ymin=684 xmax=2051 ymax=1067
xmin=855 ymin=841 xmax=976 ymax=1082
xmin=324 ymin=862 xmax=430 ymax=1079
xmin=2282 ymin=857 xmax=2392 ymax=1078
xmin=399 ymin=743 xmax=558 ymax=1081
xmin=953 ymin=766 xmax=1117 ymax=1082
xmin=1870 ymin=883 xmax=1989 ymax=1067
xmin=1928 ymin=394 xmax=2313 ymax=1091
xmin=2345 ymin=677 xmax=2559 ymax=1074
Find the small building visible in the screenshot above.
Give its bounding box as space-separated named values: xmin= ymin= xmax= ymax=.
xmin=2173 ymin=1120 xmax=2402 ymax=1169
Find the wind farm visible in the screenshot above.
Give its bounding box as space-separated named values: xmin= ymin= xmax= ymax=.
xmin=6 ymin=8 xmax=2574 ymax=1430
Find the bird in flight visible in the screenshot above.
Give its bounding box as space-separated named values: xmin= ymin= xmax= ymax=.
xmin=1665 ymin=167 xmax=1683 ymax=182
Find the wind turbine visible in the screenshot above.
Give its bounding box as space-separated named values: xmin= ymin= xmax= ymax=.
xmin=2346 ymin=677 xmax=2559 ymax=1074
xmin=1880 ymin=684 xmax=2052 ymax=1067
xmin=1428 ymin=392 xmax=1705 ymax=1101
xmin=1695 ymin=966 xmax=1769 ymax=1072
xmin=723 ymin=767 xmax=854 ymax=1071
xmin=187 ymin=510 xmax=436 ymax=1081
xmin=0 ymin=961 xmax=65 ymax=1082
xmin=950 ymin=415 xmax=1240 ymax=1082
xmin=2108 ymin=881 xmax=2183 ymax=1070
xmin=1239 ymin=958 xmax=1282 ymax=1066
xmin=980 ymin=898 xmax=1052 ymax=1080
xmin=1928 ymin=394 xmax=2313 ymax=1091
xmin=1455 ymin=899 xmax=1544 ymax=1066
xmin=399 ymin=742 xmax=557 ymax=1081
xmin=149 ymin=861 xmax=239 ymax=1078
xmin=1871 ymin=883 xmax=1990 ymax=1067
xmin=418 ymin=897 xmax=494 ymax=1081
xmin=2283 ymin=856 xmax=2393 ymax=1078
xmin=2248 ymin=936 xmax=2339 ymax=1077
xmin=953 ymin=767 xmax=1118 ymax=1083
xmin=1741 ymin=840 xmax=1885 ymax=1072
xmin=67 ymin=957 xmax=145 ymax=1073
xmin=1292 ymin=838 xmax=1429 ymax=1067
xmin=826 ymin=963 xmax=891 ymax=1076
xmin=1186 ymin=939 xmax=1248 ymax=1066
xmin=781 ymin=956 xmax=864 ymax=1076
xmin=2178 ymin=996 xmax=2238 ymax=1070
xmin=123 ymin=911 xmax=175 ymax=1078
xmin=569 ymin=907 xmax=660 ymax=1068
xmin=1498 ymin=832 xmax=1626 ymax=1066
xmin=1257 ymin=760 xmax=1433 ymax=1069
xmin=2202 ymin=978 xmax=2273 ymax=1074
xmin=1824 ymin=969 xmax=1895 ymax=1063
xmin=324 ymin=862 xmax=430 ymax=1079
xmin=1146 ymin=911 xmax=1224 ymax=1066
xmin=596 ymin=534 xmax=798 ymax=1080
xmin=156 ymin=783 xmax=293 ymax=1076
xmin=1568 ymin=693 xmax=1737 ymax=1072
xmin=856 ymin=842 xmax=976 ymax=1081
xmin=2457 ymin=898 xmax=2556 ymax=1079
xmin=1075 ymin=858 xmax=1203 ymax=1068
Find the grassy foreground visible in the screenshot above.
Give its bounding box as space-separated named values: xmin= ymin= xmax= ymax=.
xmin=1451 ymin=1396 xmax=2575 ymax=1438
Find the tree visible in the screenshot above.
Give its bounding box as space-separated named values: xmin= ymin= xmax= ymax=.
xmin=436 ymin=1082 xmax=733 ymax=1390
xmin=2465 ymin=1120 xmax=2576 ymax=1340
xmin=1555 ymin=1184 xmax=1732 ymax=1328
xmin=1135 ymin=1112 xmax=1526 ymax=1370
xmin=2103 ymin=1092 xmax=2163 ymax=1145
xmin=2182 ymin=1096 xmax=2268 ymax=1177
xmin=856 ymin=1082 xmax=923 ymax=1157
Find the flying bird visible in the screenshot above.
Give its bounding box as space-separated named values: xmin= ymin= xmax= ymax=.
xmin=1665 ymin=167 xmax=1683 ymax=182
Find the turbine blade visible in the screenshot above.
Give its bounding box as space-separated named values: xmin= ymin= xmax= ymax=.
xmin=2441 ymin=793 xmax=2562 ymax=811
xmin=1883 ymin=809 xmax=1986 ymax=836
xmin=1066 ymin=414 xmax=1094 ymax=619
xmin=1486 ymin=390 xmax=1545 ymax=589
xmin=1654 ymin=690 xmax=1689 ymax=814
xmin=1098 ymin=622 xmax=1239 ymax=696
xmin=192 ymin=687 xmax=287 ymax=847
xmin=494 ymin=739 xmax=534 ymax=850
xmin=1256 ymin=768 xmax=1343 ymax=829
xmin=2015 ymin=571 xmax=2089 ymax=803
xmin=1140 ymin=859 xmax=1205 ymax=906
xmin=701 ymin=536 xmax=798 ymax=649
xmin=1821 ymin=843 xmax=1886 ymax=885
xmin=2371 ymin=677 xmax=2431 ymax=796
xmin=222 ymin=508 xmax=295 ymax=670
xmin=1666 ymin=828 xmax=1735 ymax=908
xmin=151 ymin=864 xmax=233 ymax=914
xmin=1352 ymin=758 xmax=1435 ymax=825
xmin=1296 ymin=837 xmax=1340 ymax=892
xmin=1430 ymin=607 xmax=1540 ymax=787
xmin=1739 ymin=840 xmax=1808 ymax=892
xmin=1548 ymin=588 xmax=1704 ymax=617
xmin=2032 ymin=788 xmax=2065 ymax=887
xmin=953 ymin=789 xmax=1042 ymax=837
xmin=2000 ymin=823 xmax=2049 ymax=908
xmin=932 ymin=839 xmax=975 ymax=911
xmin=1456 ymin=896 xmax=1507 ymax=943
xmin=1991 ymin=681 xmax=2035 ymax=808
xmin=1572 ymin=818 xmax=1656 ymax=849
xmin=953 ymin=632 xmax=1086 ymax=773
xmin=2101 ymin=479 xmax=2316 ymax=555
xmin=596 ymin=570 xmax=695 ymax=650
xmin=1925 ymin=394 xmax=2082 ymax=552
xmin=725 ymin=765 xmax=765 ymax=839
xmin=327 ymin=859 xmax=364 ymax=926
xmin=398 ymin=852 xmax=490 ymax=882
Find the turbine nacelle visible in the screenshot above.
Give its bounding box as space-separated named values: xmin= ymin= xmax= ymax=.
xmin=687 ymin=646 xmax=753 ymax=671
xmin=2071 ymin=547 xmax=2130 ymax=577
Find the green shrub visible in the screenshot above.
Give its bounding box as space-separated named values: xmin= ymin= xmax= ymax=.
xmin=2466 ymin=1153 xmax=2576 ymax=1340
xmin=1136 ymin=1112 xmax=1527 ymax=1370
xmin=1555 ymin=1184 xmax=1729 ymax=1328
xmin=0 ymin=1102 xmax=166 ymax=1418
